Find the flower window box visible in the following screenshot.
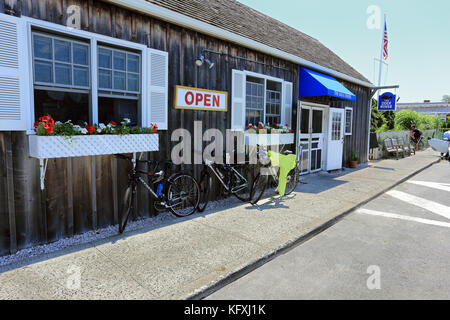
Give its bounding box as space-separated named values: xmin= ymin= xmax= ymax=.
xmin=29 ymin=134 xmax=159 ymax=159
xmin=244 ymin=133 xmax=294 ymax=146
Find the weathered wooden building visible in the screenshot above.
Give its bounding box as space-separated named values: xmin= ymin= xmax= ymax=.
xmin=0 ymin=0 xmax=374 ymax=256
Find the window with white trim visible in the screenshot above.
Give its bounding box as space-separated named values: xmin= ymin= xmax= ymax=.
xmin=345 ymin=107 xmax=353 ymax=135
xmin=244 ymin=75 xmax=282 ymax=126
xmin=0 ymin=14 xmax=171 ymax=132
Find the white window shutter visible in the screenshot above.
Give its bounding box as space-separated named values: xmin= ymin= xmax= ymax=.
xmin=231 ymin=69 xmax=246 ymax=130
xmin=281 ymin=81 xmax=293 ymax=128
xmin=0 ymin=14 xmax=29 ymax=131
xmin=147 ymin=48 xmax=168 ymax=130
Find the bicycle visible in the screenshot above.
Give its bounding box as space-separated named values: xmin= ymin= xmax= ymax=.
xmin=115 ymin=154 xmax=200 ymax=233
xmin=197 ymin=152 xmax=263 ymax=212
xmin=250 ymin=147 xmax=300 ymax=205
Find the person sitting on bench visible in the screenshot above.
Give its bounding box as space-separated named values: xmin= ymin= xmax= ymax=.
xmin=411 ymin=125 xmax=422 ymax=150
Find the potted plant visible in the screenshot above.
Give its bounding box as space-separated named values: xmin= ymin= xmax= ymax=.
xmin=349 ymin=149 xmax=359 ymax=168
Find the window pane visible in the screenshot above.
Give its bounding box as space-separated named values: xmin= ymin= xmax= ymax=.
xmin=113 ymin=51 xmax=126 ymax=71
xmin=127 ymin=73 xmax=139 ymax=92
xmin=312 ymin=110 xmax=323 ymax=133
xmin=98 ymin=97 xmax=138 ymax=126
xmin=55 ymin=63 xmax=71 ymax=85
xmin=345 ymin=109 xmax=352 ymax=133
xmin=74 ymin=66 xmax=89 ymax=87
xmin=34 ymin=35 xmax=52 ymax=60
xmin=301 ymin=108 xmax=310 ymax=134
xmin=98 ymin=48 xmax=112 ymax=69
xmin=99 ymin=69 xmax=112 ymax=89
xmin=73 ymin=44 xmax=89 ymax=66
xmin=127 ymin=54 xmax=139 ymax=73
xmin=34 ymin=90 xmax=89 ymax=124
xmin=34 ymin=60 xmax=53 ymax=83
xmin=113 ymin=71 xmax=126 ymax=90
xmin=54 ymin=40 xmax=71 ymax=62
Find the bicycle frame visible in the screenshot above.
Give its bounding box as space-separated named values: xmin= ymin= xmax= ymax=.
xmin=203 ymin=159 xmax=249 ymax=194
xmin=126 ymin=156 xmax=189 ymax=210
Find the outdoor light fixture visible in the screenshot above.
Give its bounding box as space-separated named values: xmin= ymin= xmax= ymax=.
xmin=195 ymin=55 xmax=215 ymax=69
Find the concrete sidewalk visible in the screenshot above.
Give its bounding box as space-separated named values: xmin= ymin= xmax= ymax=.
xmin=0 ymin=149 xmax=440 ymax=299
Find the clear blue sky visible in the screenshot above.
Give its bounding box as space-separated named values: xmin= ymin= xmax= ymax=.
xmin=238 ymin=0 xmax=450 ymax=103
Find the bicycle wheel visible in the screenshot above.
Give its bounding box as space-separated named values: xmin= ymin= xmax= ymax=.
xmin=197 ymin=170 xmax=211 ymax=212
xmin=284 ymin=168 xmax=299 ymax=196
xmin=119 ymin=184 xmax=135 ymax=234
xmin=167 ymin=173 xmax=200 ymax=217
xmin=232 ymin=165 xmax=252 ymax=202
xmin=250 ymin=173 xmax=268 ymax=205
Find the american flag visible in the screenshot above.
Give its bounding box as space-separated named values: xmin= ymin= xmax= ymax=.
xmin=382 ymin=20 xmax=388 ymax=60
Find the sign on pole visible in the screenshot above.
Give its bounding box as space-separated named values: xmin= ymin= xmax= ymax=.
xmin=377 ymin=91 xmax=396 ymax=111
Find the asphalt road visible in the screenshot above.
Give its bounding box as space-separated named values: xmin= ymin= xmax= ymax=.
xmin=207 ymin=161 xmax=450 ymax=300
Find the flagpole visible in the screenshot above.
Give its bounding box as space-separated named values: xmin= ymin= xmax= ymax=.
xmin=377 ymin=14 xmax=386 ymax=92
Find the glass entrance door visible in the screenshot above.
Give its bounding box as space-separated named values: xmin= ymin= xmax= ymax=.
xmin=298 ymin=103 xmax=325 ymax=175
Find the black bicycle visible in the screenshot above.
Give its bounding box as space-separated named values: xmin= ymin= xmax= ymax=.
xmin=197 ymin=154 xmax=263 ymax=212
xmin=116 ymin=154 xmax=200 ymax=233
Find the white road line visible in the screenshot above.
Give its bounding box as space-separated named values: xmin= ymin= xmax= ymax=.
xmin=386 ymin=190 xmax=450 ymax=220
xmin=407 ymin=180 xmax=450 ymax=192
xmin=357 ymin=208 xmax=450 ymax=228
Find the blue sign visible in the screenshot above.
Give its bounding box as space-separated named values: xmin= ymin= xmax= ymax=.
xmin=378 ymin=92 xmax=396 ymax=111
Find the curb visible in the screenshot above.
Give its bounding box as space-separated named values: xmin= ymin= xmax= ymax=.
xmin=186 ymin=158 xmax=440 ymax=300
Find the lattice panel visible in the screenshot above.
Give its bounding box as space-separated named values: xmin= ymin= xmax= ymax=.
xmin=245 ymin=133 xmax=294 ymax=146
xmin=29 ymin=134 xmax=159 ymax=159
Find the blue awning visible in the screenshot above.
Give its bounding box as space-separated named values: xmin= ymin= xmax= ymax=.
xmin=299 ymin=67 xmax=356 ymax=101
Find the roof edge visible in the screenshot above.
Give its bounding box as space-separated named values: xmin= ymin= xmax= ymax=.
xmin=104 ymin=0 xmax=374 ymax=88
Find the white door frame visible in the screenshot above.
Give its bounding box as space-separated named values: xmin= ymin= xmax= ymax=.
xmin=326 ymin=107 xmax=345 ymax=171
xmin=297 ymin=101 xmax=328 ymax=175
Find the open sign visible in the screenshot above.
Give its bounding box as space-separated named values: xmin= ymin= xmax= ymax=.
xmin=174 ymin=86 xmax=228 ymax=112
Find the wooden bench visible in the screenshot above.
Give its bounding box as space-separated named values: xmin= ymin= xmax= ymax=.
xmin=383 ymin=138 xmax=401 ymax=159
xmin=402 ymin=137 xmax=415 ymax=156
xmin=391 ymin=138 xmax=406 ymax=158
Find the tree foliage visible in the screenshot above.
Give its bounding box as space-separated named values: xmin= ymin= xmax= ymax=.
xmin=371 ymin=99 xmax=444 ymax=132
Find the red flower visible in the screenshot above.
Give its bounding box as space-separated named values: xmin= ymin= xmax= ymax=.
xmin=273 ymin=122 xmax=278 ymax=126
xmin=154 ymin=123 xmax=158 ymax=128
xmin=289 ymin=129 xmax=292 ymax=133
xmin=85 ymin=124 xmax=95 ymax=134
xmin=34 ymin=121 xmax=39 ymax=128
xmin=43 ymin=123 xmax=53 ymax=134
xmin=109 ymin=121 xmax=117 ymax=126
xmin=153 ymin=127 xmax=157 ymax=133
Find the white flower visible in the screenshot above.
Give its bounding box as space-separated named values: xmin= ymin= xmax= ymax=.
xmin=107 ymin=124 xmax=112 ymax=128
xmin=65 ymin=120 xmax=72 ymax=124
xmin=99 ymin=123 xmax=106 ymax=129
xmin=80 ymin=128 xmax=88 ymax=135
xmin=55 ymin=121 xmax=62 ymax=125
xmin=97 ymin=128 xmax=102 ymax=133
xmin=73 ymin=125 xmax=81 ymax=131
xmin=123 ymin=118 xmax=131 ymax=124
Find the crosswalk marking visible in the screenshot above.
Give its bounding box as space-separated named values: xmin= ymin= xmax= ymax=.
xmin=357 ymin=208 xmax=450 ymax=228
xmin=386 ymin=190 xmax=450 ymax=220
xmin=407 ymin=180 xmax=450 ymax=193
